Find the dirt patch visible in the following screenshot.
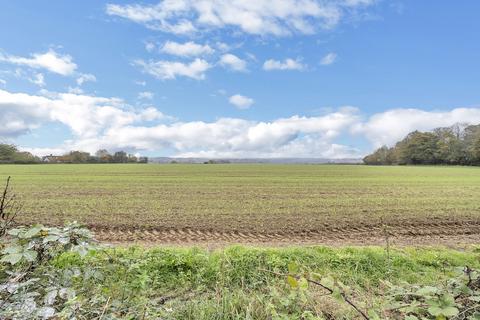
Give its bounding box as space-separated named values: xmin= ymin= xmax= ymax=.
xmin=92 ymin=218 xmax=480 ymax=248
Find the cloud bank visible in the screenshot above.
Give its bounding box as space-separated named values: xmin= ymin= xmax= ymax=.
xmin=2 ymin=89 xmax=480 ymax=159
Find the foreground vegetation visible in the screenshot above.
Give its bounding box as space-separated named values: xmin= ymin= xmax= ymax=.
xmin=364 ymin=124 xmax=480 ymax=166
xmin=1 ymin=222 xmax=479 ymax=319
xmin=0 ymin=164 xmax=478 ymax=238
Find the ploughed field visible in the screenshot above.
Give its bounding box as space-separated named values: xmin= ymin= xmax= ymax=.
xmin=1 ymin=164 xmax=479 ymax=246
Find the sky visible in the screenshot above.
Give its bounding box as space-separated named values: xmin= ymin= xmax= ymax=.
xmin=1 ymin=0 xmax=480 ymax=158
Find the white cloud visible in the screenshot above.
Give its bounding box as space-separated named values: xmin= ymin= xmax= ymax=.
xmin=320 ymin=52 xmax=337 ymax=65
xmin=67 ymin=87 xmax=84 ymax=94
xmin=220 ymin=54 xmax=247 ymax=72
xmin=229 ymin=94 xmax=254 ymax=109
xmin=160 ymin=41 xmax=214 ymax=57
xmin=0 ymin=49 xmax=77 ymax=76
xmin=29 ymin=73 xmax=45 ymax=87
xmin=0 ymin=88 xmax=359 ymax=157
xmin=216 ymin=42 xmax=231 ymax=52
xmin=76 ymin=73 xmax=96 ymax=86
xmin=4 ymin=88 xmax=480 ymax=159
xmin=353 ymin=108 xmax=480 ymax=148
xmin=77 ymin=109 xmax=359 ymax=158
xmin=134 ymin=58 xmax=211 ymax=80
xmin=0 ymin=79 xmax=6 ymax=85
xmin=138 ymin=91 xmax=154 ymax=100
xmin=145 ymin=41 xmax=156 ymax=52
xmin=263 ymin=58 xmax=305 ymax=71
xmin=106 ymin=0 xmax=375 ymax=36
xmin=134 ymin=80 xmax=147 ymax=86
xmin=0 ymin=89 xmax=165 ymax=141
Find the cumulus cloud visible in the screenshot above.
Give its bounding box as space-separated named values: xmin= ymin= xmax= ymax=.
xmin=220 ymin=54 xmax=247 ymax=72
xmin=263 ymin=58 xmax=305 ymax=71
xmin=353 ymin=108 xmax=480 ymax=148
xmin=0 ymin=89 xmax=165 ymax=141
xmin=320 ymin=52 xmax=337 ymax=65
xmin=0 ymin=49 xmax=77 ymax=76
xmin=81 ymin=108 xmax=360 ymax=158
xmin=76 ymin=73 xmax=96 ymax=86
xmin=106 ymin=0 xmax=375 ymax=36
xmin=67 ymin=87 xmax=84 ymax=94
xmin=160 ymin=41 xmax=214 ymax=57
xmin=138 ymin=91 xmax=154 ymax=100
xmin=145 ymin=42 xmax=156 ymax=52
xmin=134 ymin=58 xmax=211 ymax=80
xmin=229 ymin=94 xmax=254 ymax=109
xmin=29 ymin=73 xmax=45 ymax=87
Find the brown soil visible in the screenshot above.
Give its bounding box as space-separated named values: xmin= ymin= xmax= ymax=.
xmin=91 ymin=217 xmax=480 ymax=248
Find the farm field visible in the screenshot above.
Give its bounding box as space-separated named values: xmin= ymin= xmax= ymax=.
xmin=0 ymin=164 xmax=479 ymax=246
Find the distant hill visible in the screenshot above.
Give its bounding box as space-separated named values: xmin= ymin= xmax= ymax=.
xmin=149 ymin=157 xmax=362 ymax=164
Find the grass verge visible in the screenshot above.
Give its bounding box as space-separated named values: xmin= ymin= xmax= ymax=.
xmin=50 ymin=245 xmax=480 ymax=319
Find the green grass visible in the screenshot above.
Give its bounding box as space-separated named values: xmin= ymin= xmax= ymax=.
xmin=52 ymin=245 xmax=480 ymax=319
xmin=0 ymin=164 xmax=479 ymax=232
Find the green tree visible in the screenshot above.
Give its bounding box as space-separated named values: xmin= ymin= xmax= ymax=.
xmin=433 ymin=126 xmax=465 ymax=164
xmin=396 ymin=131 xmax=439 ymax=165
xmin=464 ymin=124 xmax=480 ymax=165
xmin=113 ymin=151 xmax=128 ymax=163
xmin=363 ymin=146 xmax=396 ymax=165
xmin=0 ymin=144 xmax=18 ymax=163
xmin=0 ymin=144 xmax=39 ymax=164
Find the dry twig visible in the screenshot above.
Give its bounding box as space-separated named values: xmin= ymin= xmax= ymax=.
xmin=259 ymin=268 xmax=370 ymax=320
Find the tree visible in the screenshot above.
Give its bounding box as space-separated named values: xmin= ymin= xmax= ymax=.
xmin=463 ymin=124 xmax=480 ymax=165
xmin=113 ymin=151 xmax=128 ymax=163
xmin=57 ymin=151 xmax=92 ymax=163
xmin=95 ymin=149 xmax=112 ymax=163
xmin=127 ymin=154 xmax=138 ymax=163
xmin=363 ymin=146 xmax=396 ymax=165
xmin=0 ymin=144 xmax=18 ymax=163
xmin=394 ymin=131 xmax=439 ymax=165
xmin=13 ymin=152 xmax=40 ymax=164
xmin=0 ymin=144 xmax=39 ymax=164
xmin=138 ymin=156 xmax=148 ymax=163
xmin=433 ymin=127 xmax=465 ymax=164
xmin=363 ymin=123 xmax=480 ymax=166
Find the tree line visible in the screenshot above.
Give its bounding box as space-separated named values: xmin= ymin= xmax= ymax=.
xmin=363 ymin=123 xmax=480 ymax=165
xmin=0 ymin=144 xmax=148 ymax=164
xmin=0 ymin=144 xmax=40 ymax=164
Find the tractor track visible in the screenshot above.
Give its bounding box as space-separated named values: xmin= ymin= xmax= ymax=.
xmin=91 ymin=218 xmax=480 ymax=247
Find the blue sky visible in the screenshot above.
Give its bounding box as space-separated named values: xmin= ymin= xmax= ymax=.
xmin=1 ymin=0 xmax=480 ymax=158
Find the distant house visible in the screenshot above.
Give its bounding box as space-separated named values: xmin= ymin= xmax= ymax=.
xmin=42 ymin=155 xmax=61 ymax=163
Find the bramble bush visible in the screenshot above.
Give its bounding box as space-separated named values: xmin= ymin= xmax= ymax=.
xmin=0 ymin=223 xmax=96 ymax=319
